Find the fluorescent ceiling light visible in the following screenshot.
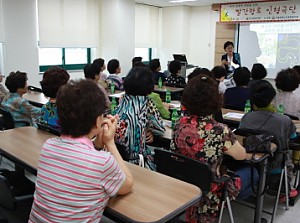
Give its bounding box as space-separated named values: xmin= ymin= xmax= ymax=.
xmin=169 ymin=0 xmax=198 ymax=3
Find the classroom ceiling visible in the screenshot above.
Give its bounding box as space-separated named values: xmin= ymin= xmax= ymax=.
xmin=135 ymin=0 xmax=276 ymax=7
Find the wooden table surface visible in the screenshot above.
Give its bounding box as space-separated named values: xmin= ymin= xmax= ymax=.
xmin=23 ymin=90 xmax=49 ymax=106
xmin=0 ymin=127 xmax=201 ymax=223
xmin=154 ymin=85 xmax=184 ymax=93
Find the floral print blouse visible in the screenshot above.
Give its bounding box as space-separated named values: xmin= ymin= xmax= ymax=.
xmin=171 ymin=115 xmax=241 ymax=223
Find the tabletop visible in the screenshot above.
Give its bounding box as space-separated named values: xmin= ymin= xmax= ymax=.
xmin=0 ymin=127 xmax=201 ymax=223
xmin=23 ymin=90 xmax=49 ymax=106
xmin=154 ymin=85 xmax=184 ymax=93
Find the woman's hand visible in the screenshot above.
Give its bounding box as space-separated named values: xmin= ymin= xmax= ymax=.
xmin=100 ymin=114 xmax=119 ymax=148
xmin=221 ymin=59 xmax=228 ymax=66
xmin=146 ymin=131 xmax=154 ymax=143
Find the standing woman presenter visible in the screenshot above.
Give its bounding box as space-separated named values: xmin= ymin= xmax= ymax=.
xmin=221 ymin=41 xmax=241 ymax=76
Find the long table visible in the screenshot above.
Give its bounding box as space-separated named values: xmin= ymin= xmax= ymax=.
xmin=23 ymin=90 xmax=49 ymax=107
xmin=0 ymin=127 xmax=201 ymax=223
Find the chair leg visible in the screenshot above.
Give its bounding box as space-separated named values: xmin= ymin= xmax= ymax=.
xmin=226 ymin=197 xmax=235 ymax=223
xmin=271 ymin=169 xmax=284 ymax=223
xmin=284 ymin=165 xmax=289 ymax=210
xmin=218 ymin=200 xmax=225 ymax=223
xmin=294 ymin=169 xmax=299 ymax=189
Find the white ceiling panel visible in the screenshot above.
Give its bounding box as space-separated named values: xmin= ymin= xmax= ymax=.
xmin=135 ymin=0 xmax=284 ymax=7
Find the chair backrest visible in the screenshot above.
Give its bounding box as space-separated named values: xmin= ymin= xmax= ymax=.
xmin=154 ymin=149 xmax=212 ymax=193
xmin=0 ymin=108 xmax=15 ymax=129
xmin=0 ymin=172 xmax=15 ymax=210
xmin=28 ymin=85 xmax=42 ymax=92
xmin=284 ymin=113 xmax=299 ymax=120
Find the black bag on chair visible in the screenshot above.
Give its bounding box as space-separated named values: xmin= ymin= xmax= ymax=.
xmin=243 ymin=134 xmax=274 ymax=154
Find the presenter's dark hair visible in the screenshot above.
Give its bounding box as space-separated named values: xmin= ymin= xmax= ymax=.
xmin=168 ymin=60 xmax=182 ymax=75
xmin=124 ymin=67 xmax=154 ymax=96
xmin=84 ymin=64 xmax=98 ymax=80
xmin=233 ymin=67 xmax=251 ymax=86
xmin=251 ymin=63 xmax=267 ymax=80
xmin=107 ymin=59 xmax=120 ymax=74
xmin=182 ymin=75 xmax=222 ymax=116
xmin=275 ymin=68 xmax=299 ymax=92
xmin=93 ymin=58 xmax=105 ymax=73
xmin=149 ymin=59 xmax=160 ymax=72
xmin=250 ymin=80 xmax=276 ymax=108
xmin=40 ymin=66 xmax=70 ymax=98
xmin=211 ymin=66 xmax=227 ymax=79
xmin=224 ymin=41 xmax=234 ymax=50
xmin=56 ymin=79 xmax=106 ymax=137
xmin=5 ymin=71 xmax=28 ymax=93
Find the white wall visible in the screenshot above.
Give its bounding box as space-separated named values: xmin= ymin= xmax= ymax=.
xmin=158 ymin=6 xmax=218 ymax=72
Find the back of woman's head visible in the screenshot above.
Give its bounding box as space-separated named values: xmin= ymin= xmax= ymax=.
xmin=251 ymin=63 xmax=267 ymax=80
xmin=250 ymin=80 xmax=276 ymax=108
xmin=275 ymin=68 xmax=299 ymax=92
xmin=107 ymin=59 xmax=120 ymax=74
xmin=5 ymin=71 xmax=28 ymax=93
xmin=233 ymin=67 xmax=251 ymax=86
xmin=40 ymin=66 xmax=70 ymax=98
xmin=56 ymin=79 xmax=106 ymax=137
xmin=182 ymin=75 xmax=222 ymax=116
xmin=149 ymin=59 xmax=160 ymax=72
xmin=188 ymin=68 xmax=201 ymax=82
xmin=211 ymin=66 xmax=227 ymax=79
xmin=124 ymin=67 xmax=154 ymax=96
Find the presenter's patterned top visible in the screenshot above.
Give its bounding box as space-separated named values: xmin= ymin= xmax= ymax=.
xmin=171 ymin=115 xmax=241 ymax=223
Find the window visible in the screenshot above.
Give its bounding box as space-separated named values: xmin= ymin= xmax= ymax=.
xmin=134 ymin=48 xmax=157 ymax=64
xmin=39 ymin=48 xmax=91 ymax=72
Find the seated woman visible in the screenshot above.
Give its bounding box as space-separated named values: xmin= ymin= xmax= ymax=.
xmin=1 ymin=71 xmax=41 ymax=127
xmin=224 ymin=67 xmax=251 ymax=110
xmin=165 ymin=60 xmax=186 ymax=88
xmin=84 ymin=63 xmax=110 ymax=106
xmin=114 ymin=67 xmax=165 ymax=170
xmin=171 ymin=75 xmax=256 ymax=223
xmin=274 ymin=68 xmax=300 ymax=119
xmin=107 ymin=59 xmax=124 ymax=90
xmin=248 ymin=63 xmax=267 ymax=88
xmin=29 ymin=79 xmax=133 ymax=222
xmin=93 ymin=58 xmax=109 ymax=89
xmin=239 ymin=80 xmax=297 ymax=197
xmin=211 ymin=66 xmax=227 ymax=94
xmin=0 ymin=73 xmax=8 ymax=103
xmin=39 ymin=66 xmax=70 ymax=128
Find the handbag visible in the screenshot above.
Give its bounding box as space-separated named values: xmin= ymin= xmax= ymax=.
xmin=243 ymin=134 xmax=274 ymax=154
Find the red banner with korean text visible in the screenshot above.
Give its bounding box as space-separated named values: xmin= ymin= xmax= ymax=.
xmin=220 ymin=0 xmax=300 ymax=23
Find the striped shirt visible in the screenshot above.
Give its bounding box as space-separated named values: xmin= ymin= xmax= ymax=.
xmin=29 ymin=136 xmax=126 ymax=223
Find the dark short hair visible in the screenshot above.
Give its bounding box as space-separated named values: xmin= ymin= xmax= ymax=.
xmin=250 ymin=80 xmax=276 ymax=108
xmin=84 ymin=64 xmax=98 ymax=80
xmin=92 ymin=58 xmax=105 ymax=73
xmin=182 ymin=75 xmax=222 ymax=116
xmin=56 ymin=79 xmax=107 ymax=137
xmin=275 ymin=68 xmax=299 ymax=91
xmin=233 ymin=67 xmax=251 ymax=86
xmin=5 ymin=71 xmax=28 ymax=93
xmin=251 ymin=63 xmax=267 ymax=80
xmin=149 ymin=59 xmax=160 ymax=72
xmin=293 ymin=65 xmax=300 ymax=82
xmin=132 ymin=57 xmax=142 ymax=66
xmin=107 ymin=59 xmax=120 ymax=74
xmin=224 ymin=41 xmax=234 ymax=50
xmin=133 ymin=61 xmax=146 ymax=67
xmin=40 ymin=66 xmax=70 ymax=98
xmin=168 ymin=60 xmax=182 ymax=74
xmin=188 ymin=68 xmax=201 ymax=82
xmin=124 ymin=67 xmax=154 ymax=96
xmin=199 ymin=68 xmax=212 ymax=77
xmin=211 ymin=66 xmax=227 ymax=79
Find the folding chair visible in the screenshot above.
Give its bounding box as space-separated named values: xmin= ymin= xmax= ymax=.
xmin=235 ymin=128 xmax=289 ymax=223
xmin=154 ymin=148 xmax=235 ymax=223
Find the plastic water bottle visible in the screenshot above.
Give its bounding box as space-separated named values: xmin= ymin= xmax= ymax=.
xmin=244 ymin=100 xmax=251 ymax=113
xmin=158 ymin=77 xmax=163 ymax=88
xmin=110 ymin=97 xmax=117 ymax=115
xmin=277 ymin=104 xmax=285 ymax=115
xmin=110 ymin=81 xmax=115 ymax=94
xmin=171 ymin=109 xmax=179 ymax=129
xmin=165 ymin=90 xmax=171 ymax=103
